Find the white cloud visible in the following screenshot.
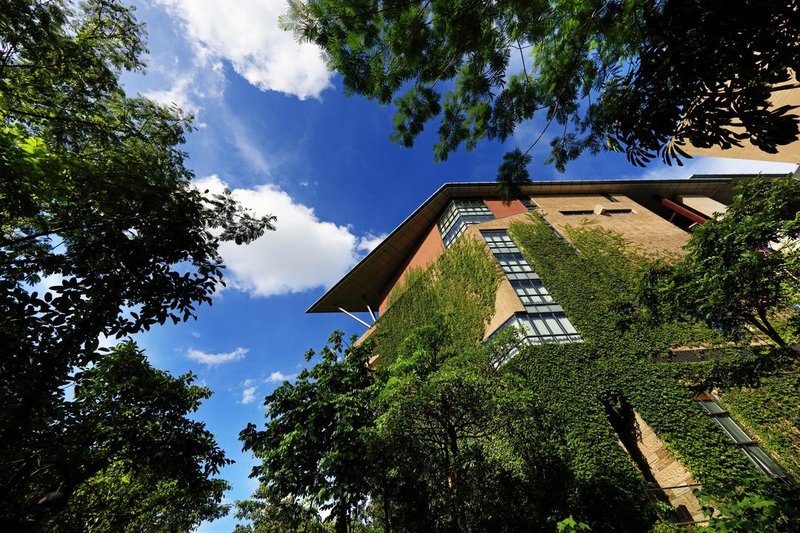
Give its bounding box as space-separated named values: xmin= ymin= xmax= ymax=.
xmin=626 ymin=156 xmax=797 ymax=181
xmin=187 ymin=346 xmax=249 ymax=365
xmin=155 ymin=0 xmax=332 ymax=100
xmin=241 ymin=386 xmax=258 ymax=404
xmin=143 ymin=72 xmax=200 ymax=116
xmin=196 ymin=175 xmax=374 ymax=297
xmin=357 ymin=233 xmax=387 ymax=254
xmin=266 ymin=371 xmax=296 ymax=383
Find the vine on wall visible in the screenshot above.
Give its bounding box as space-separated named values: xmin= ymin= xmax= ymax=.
xmin=370 ymin=214 xmax=798 ymax=529
xmin=376 ymin=237 xmax=501 ymax=365
xmin=507 ymin=216 xmax=797 ymax=507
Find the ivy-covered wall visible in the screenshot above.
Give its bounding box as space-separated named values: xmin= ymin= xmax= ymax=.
xmin=720 ymin=373 xmax=800 ymax=481
xmin=371 ymin=213 xmax=798 ymax=529
xmin=375 ymin=238 xmax=501 ymax=366
xmin=507 ymin=216 xmax=798 ymax=513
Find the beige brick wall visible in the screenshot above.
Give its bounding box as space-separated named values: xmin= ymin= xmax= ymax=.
xmin=532 ymin=194 xmax=690 ymax=258
xmin=632 ymin=412 xmax=705 ymax=524
xmin=678 ymin=195 xmax=728 ymax=218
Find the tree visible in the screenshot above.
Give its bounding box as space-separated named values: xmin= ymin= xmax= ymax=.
xmin=640 ymin=175 xmax=800 ymax=351
xmin=282 ymin=0 xmax=800 ymax=192
xmin=1 ymin=0 xmax=273 ymax=525
xmin=375 ymin=323 xmax=570 ymax=532
xmin=241 ymin=324 xmax=572 ymax=533
xmin=3 ymin=341 xmax=231 ymax=532
xmin=239 ymin=332 xmax=378 ymax=533
xmin=232 ymin=492 xmax=328 ymax=533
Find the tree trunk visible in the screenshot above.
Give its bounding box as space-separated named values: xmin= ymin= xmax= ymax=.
xmin=747 ymin=310 xmax=792 ymax=351
xmin=334 ymin=503 xmax=348 ymax=533
xmin=382 ymin=475 xmax=391 ymax=533
xmin=445 ymin=424 xmax=467 ymax=533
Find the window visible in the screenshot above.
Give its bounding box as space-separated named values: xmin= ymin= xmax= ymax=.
xmin=560 ymin=209 xmax=595 ymax=216
xmin=521 ymin=196 xmax=538 ymax=210
xmin=437 ymin=199 xmax=494 ymax=248
xmin=602 ymin=193 xmax=620 ymax=203
xmin=482 ymin=230 xmax=581 ymax=355
xmin=559 ymin=208 xmax=632 ymax=216
xmin=510 ymin=279 xmax=554 ymax=307
xmin=697 ymin=399 xmax=787 ymax=479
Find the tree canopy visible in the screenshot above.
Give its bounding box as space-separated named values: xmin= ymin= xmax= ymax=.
xmin=282 ymin=0 xmax=800 ymax=191
xmin=3 ymin=341 xmax=231 ymax=532
xmin=1 ymin=0 xmax=274 ymax=527
xmin=240 ymin=324 xmax=572 ymax=532
xmin=640 ymin=175 xmax=800 ymax=351
xmin=240 ymin=331 xmax=378 ymax=533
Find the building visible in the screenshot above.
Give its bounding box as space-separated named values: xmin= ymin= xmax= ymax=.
xmin=308 ymin=174 xmax=796 ymax=526
xmin=308 ymin=175 xmax=762 ymax=344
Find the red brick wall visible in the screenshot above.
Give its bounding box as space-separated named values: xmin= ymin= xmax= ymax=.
xmin=484 ymin=199 xmax=527 ymax=219
xmin=378 ymin=223 xmax=445 ymax=314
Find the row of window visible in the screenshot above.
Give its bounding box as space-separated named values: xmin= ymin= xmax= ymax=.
xmin=501 ymin=312 xmax=581 ymax=344
xmin=560 ymin=208 xmax=632 ymax=216
xmin=482 ymin=230 xmax=582 ymax=351
xmin=437 ymin=200 xmax=494 ymax=248
xmin=437 ymin=196 xmax=543 ymax=248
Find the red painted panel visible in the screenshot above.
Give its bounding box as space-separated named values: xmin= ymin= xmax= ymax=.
xmin=378 ymin=223 xmax=445 ymax=314
xmin=661 ymin=198 xmax=709 ymax=226
xmin=485 ymin=199 xmax=527 ymax=219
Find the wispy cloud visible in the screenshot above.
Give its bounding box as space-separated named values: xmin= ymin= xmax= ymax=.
xmin=241 ymin=386 xmax=258 ymax=405
xmin=155 ymin=0 xmax=333 ymax=100
xmin=187 ymin=346 xmax=249 ymax=365
xmin=217 ymin=107 xmax=272 ymax=176
xmin=142 ymin=72 xmax=200 ymax=116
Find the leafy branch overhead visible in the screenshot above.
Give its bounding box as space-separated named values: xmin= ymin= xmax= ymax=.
xmin=640 ymin=176 xmax=800 ymax=351
xmin=282 ymin=0 xmax=800 ymax=189
xmin=1 ymin=0 xmax=274 ymax=528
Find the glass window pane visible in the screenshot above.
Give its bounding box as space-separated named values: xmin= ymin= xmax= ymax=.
xmin=529 ymin=314 xmax=548 ymax=335
xmin=517 ymin=317 xmax=535 ymax=337
xmin=559 ymin=316 xmax=578 ymax=335
xmin=715 ymin=416 xmax=754 ymax=444
xmin=544 ymin=314 xmax=563 ymax=335
xmin=699 ymin=401 xmax=725 ymax=415
xmin=744 ymin=446 xmax=786 ymax=478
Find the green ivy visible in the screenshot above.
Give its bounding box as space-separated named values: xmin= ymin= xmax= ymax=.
xmin=720 ymin=372 xmax=800 ymax=481
xmin=506 ymin=215 xmax=795 ymax=525
xmin=370 ymin=215 xmax=798 ymax=530
xmin=375 ymin=238 xmax=501 ymax=365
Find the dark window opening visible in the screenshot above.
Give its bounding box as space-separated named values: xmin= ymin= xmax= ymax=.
xmin=560 ymin=209 xmax=594 ymax=216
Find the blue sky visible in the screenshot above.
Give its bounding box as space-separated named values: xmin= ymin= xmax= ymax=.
xmin=106 ymin=2 xmax=800 ymax=531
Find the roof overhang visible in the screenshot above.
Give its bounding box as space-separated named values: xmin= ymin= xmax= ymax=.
xmin=307 ymin=175 xmax=784 ymax=313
